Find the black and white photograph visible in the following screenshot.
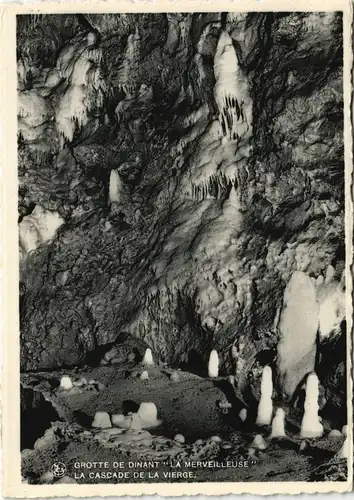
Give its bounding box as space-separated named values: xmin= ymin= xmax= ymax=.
xmin=10 ymin=6 xmax=351 ymax=491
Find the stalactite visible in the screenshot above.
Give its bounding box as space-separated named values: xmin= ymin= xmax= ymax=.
xmin=55 ymin=44 xmax=106 ymax=145
xmin=191 ymin=170 xmax=237 ymax=202
xmin=117 ymin=26 xmax=140 ymax=96
xmin=214 ymin=31 xmax=252 ymax=142
xmin=178 ymin=21 xmax=186 ymax=45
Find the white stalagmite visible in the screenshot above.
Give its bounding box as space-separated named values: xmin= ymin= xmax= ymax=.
xmin=59 ymin=375 xmax=73 ymax=390
xmin=328 ymin=429 xmax=342 ymax=438
xmin=250 ymin=434 xmax=267 ymax=450
xmin=336 ymin=433 xmax=349 ymax=459
xmin=208 ymin=350 xmax=219 ymax=378
xmin=109 ymin=170 xmax=123 ymax=204
xmin=137 ymin=402 xmax=158 ymax=428
xmin=277 ymin=271 xmax=319 ymax=399
xmin=256 ymin=366 xmax=273 ymax=426
xmin=111 ymin=414 xmax=126 ymax=427
xmin=128 ymin=413 xmax=142 ymax=431
xmin=270 ymin=408 xmax=286 ymax=438
xmin=142 ymin=348 xmax=154 ymax=366
xmin=239 ymin=408 xmax=247 ymax=422
xmin=300 ymin=373 xmax=324 ymax=439
xmin=170 ymin=371 xmax=180 ymax=382
xmin=92 ymin=412 xmax=112 ymax=429
xmin=174 ymin=434 xmax=185 ymax=444
xmin=214 ymin=31 xmax=252 ymax=141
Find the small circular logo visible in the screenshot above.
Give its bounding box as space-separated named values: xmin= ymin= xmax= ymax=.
xmin=51 ymin=462 xmax=66 ymax=478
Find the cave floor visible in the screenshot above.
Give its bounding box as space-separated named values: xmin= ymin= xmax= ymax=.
xmin=21 ymin=364 xmax=347 ymax=484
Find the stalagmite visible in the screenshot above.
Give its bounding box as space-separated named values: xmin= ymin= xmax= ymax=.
xmin=142 ymin=348 xmax=154 ymax=366
xmin=336 ymin=434 xmax=349 ymax=459
xmin=170 ymin=371 xmax=180 ymax=382
xmin=256 ymin=366 xmax=273 ymax=426
xmin=325 ymin=264 xmax=336 ymax=284
xmin=300 ymin=373 xmax=324 ymax=439
xmin=270 ymin=408 xmax=286 ymax=439
xmin=250 ymin=434 xmax=267 ymax=450
xmin=137 ymin=402 xmax=157 ymax=426
xmin=109 ymin=169 xmax=123 ymax=204
xmin=140 ymin=370 xmax=149 ymax=380
xmin=128 ymin=413 xmax=142 ymax=431
xmin=59 ymin=375 xmax=73 ymax=390
xmin=73 ymin=377 xmax=87 ymax=387
xmin=39 ymin=471 xmax=54 ymax=484
xmin=328 ymin=429 xmax=342 ymax=438
xmin=174 ymin=434 xmax=185 ymax=444
xmin=111 ymin=414 xmax=126 ymax=427
xmin=92 ymin=412 xmax=112 ymax=429
xmin=137 ymin=402 xmax=162 ymax=428
xmin=208 ymin=350 xmax=219 ymax=378
xmin=277 ymin=271 xmax=319 ymax=399
xmin=239 ymin=408 xmax=247 ymax=422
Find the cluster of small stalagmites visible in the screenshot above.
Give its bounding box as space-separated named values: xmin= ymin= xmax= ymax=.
xmin=75 ymin=401 xmax=223 ymax=463
xmin=75 ymin=402 xmax=165 ymax=459
xmin=100 ymin=340 xmax=153 ymax=368
xmin=123 ymin=348 xmax=159 ymax=382
xmin=58 ymin=375 xmax=105 ymax=394
xmin=207 ymin=349 xmax=347 ymax=458
xmin=100 ymin=346 xmax=137 ymax=366
xmin=251 ymin=369 xmax=347 ymax=457
xmin=92 ymin=402 xmax=162 ymax=432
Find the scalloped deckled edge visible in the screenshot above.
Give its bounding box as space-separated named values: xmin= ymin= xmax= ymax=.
xmin=1 ymin=0 xmax=353 ymax=496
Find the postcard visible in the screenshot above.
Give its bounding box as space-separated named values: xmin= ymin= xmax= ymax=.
xmin=1 ymin=0 xmax=353 ymax=496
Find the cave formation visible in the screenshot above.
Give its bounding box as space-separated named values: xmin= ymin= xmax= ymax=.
xmin=17 ymin=12 xmax=347 ymax=483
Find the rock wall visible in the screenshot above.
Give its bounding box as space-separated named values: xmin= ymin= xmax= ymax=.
xmin=18 ymin=13 xmax=345 ymax=406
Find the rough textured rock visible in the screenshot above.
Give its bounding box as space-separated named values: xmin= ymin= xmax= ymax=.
xmin=20 ymin=386 xmax=60 ymax=450
xmin=18 ymin=14 xmax=345 ymax=414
